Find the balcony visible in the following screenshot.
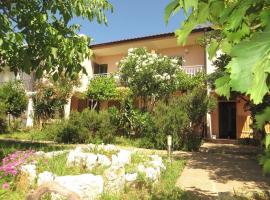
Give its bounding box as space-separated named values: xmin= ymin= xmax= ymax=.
xmin=181 ymin=65 xmax=204 ymax=76
xmin=92 ymin=73 xmax=110 ymax=79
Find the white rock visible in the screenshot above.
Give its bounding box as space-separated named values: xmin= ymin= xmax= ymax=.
xmin=86 ymin=143 xmax=96 ymax=151
xmin=37 ymin=171 xmax=55 ymax=186
xmin=145 ymin=167 xmax=159 ymax=181
xmin=21 ymin=164 xmax=36 ymax=186
xmin=115 ymin=150 xmax=131 ymax=166
xmin=125 ymin=173 xmax=138 ymax=182
xmin=97 ymin=154 xmax=111 ymax=167
xmin=104 ymin=166 xmax=125 ymax=193
xmin=35 ymin=151 xmax=46 ymax=157
xmin=111 ymin=154 xmax=119 ymax=166
xmin=103 ymin=144 xmax=117 ymax=152
xmin=97 ymin=143 xmax=105 ymax=151
xmin=67 ymin=150 xmax=97 ymax=169
xmin=85 ymin=153 xmax=98 ymax=170
xmin=137 ymin=164 xmax=160 ymax=182
xmin=54 ymin=174 xmax=103 ymax=200
xmin=137 ymin=164 xmax=145 ymax=173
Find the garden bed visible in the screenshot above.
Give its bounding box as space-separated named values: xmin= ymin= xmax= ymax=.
xmin=0 ymin=143 xmax=187 ymax=200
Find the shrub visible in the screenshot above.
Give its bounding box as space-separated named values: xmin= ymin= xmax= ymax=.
xmin=80 ymin=109 xmax=116 ymax=144
xmin=0 ymin=81 xmax=28 ymax=118
xmin=143 ymin=100 xmax=190 ymax=150
xmin=43 ymin=109 xmax=116 ymax=144
xmin=0 ymin=102 xmax=7 ymax=134
xmin=109 ymin=100 xmax=153 ymax=137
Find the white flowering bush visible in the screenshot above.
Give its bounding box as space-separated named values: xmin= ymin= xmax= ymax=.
xmin=119 ymin=48 xmax=181 ymax=110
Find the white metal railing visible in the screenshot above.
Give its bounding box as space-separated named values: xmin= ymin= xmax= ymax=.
xmin=92 ymin=73 xmax=110 ymax=79
xmin=181 ymin=65 xmax=204 ymax=76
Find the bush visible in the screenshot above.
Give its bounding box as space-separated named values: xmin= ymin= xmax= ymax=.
xmin=0 ymin=102 xmax=7 ymax=134
xmin=109 ymin=100 xmax=153 ymax=137
xmin=0 ymin=81 xmax=28 ymax=118
xmin=43 ymin=109 xmax=116 ymax=144
xmin=142 ymin=100 xmax=190 ymax=150
xmin=80 ymin=109 xmax=116 ymax=144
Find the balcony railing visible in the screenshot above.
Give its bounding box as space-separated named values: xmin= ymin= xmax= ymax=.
xmin=92 ymin=73 xmax=110 ymax=79
xmin=181 ymin=65 xmax=204 ymax=76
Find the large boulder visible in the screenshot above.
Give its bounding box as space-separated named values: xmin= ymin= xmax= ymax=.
xmin=37 ymin=171 xmax=55 ymax=186
xmin=103 ymin=166 xmax=125 ymax=194
xmin=54 ymin=174 xmax=103 ymax=200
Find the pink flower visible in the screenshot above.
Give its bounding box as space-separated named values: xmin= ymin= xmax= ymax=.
xmin=2 ymin=182 xmax=9 ymax=189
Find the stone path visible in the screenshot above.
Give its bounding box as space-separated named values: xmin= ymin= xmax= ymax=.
xmin=176 ymin=143 xmax=270 ymax=199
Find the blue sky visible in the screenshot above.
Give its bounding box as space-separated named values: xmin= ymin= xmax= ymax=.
xmin=72 ymin=0 xmax=185 ymax=44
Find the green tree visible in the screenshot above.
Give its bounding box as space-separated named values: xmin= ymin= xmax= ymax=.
xmin=86 ymin=76 xmax=118 ymax=109
xmin=165 ymin=0 xmax=270 ymax=172
xmin=0 ymin=0 xmax=113 ymax=78
xmin=0 ymin=81 xmax=28 ymax=118
xmin=119 ymin=48 xmax=181 ymax=110
xmin=165 ymin=0 xmax=270 ymax=121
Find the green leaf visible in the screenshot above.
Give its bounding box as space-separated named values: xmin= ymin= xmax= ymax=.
xmin=215 ymin=74 xmax=230 ymax=99
xmin=51 ymin=47 xmax=58 ymax=59
xmin=165 ymin=0 xmax=180 ymax=24
xmin=208 ymin=39 xmax=219 ymax=59
xmin=229 ymin=31 xmax=270 ymax=103
xmin=183 ymin=0 xmax=198 ymax=14
xmin=175 ymin=2 xmax=208 ymax=45
xmin=255 ymin=107 xmax=270 ymax=129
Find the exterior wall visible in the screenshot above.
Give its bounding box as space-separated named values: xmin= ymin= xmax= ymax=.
xmin=93 ymin=45 xmax=205 ymax=75
xmin=95 ymin=54 xmax=124 ymax=74
xmin=158 ymin=45 xmax=205 ymax=66
xmin=210 ymin=95 xmax=252 ymax=139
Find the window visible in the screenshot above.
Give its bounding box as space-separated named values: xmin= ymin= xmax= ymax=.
xmin=93 ymin=63 xmax=108 ymax=74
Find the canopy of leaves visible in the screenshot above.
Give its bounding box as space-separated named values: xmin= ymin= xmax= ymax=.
xmin=165 ymin=0 xmax=270 ymax=104
xmin=0 ymin=0 xmax=113 ymax=78
xmin=0 ymin=81 xmax=28 ymax=117
xmin=86 ymin=76 xmax=118 ymax=101
xmin=119 ymin=48 xmax=180 ymax=99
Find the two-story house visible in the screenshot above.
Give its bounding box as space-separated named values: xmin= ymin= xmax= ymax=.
xmin=1 ymin=26 xmax=267 ymax=139
xmin=69 ymin=26 xmax=264 ymax=140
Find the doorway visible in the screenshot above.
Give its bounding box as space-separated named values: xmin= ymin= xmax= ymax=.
xmin=219 ymin=102 xmax=236 ymax=139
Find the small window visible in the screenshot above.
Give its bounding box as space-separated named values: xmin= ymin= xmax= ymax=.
xmin=94 ymin=63 xmax=108 ymax=74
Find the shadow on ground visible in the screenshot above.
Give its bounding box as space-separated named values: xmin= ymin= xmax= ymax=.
xmin=0 ymin=140 xmax=70 ymax=160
